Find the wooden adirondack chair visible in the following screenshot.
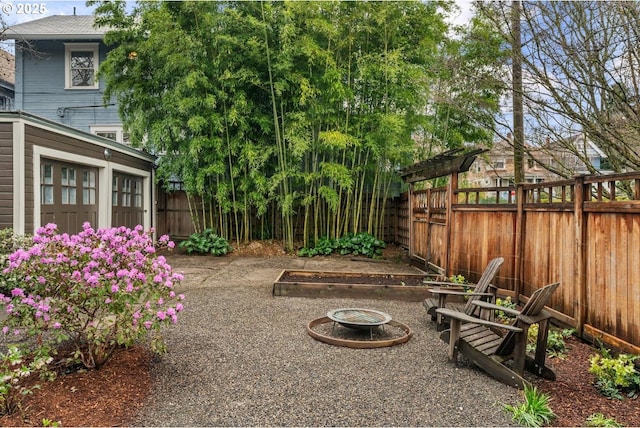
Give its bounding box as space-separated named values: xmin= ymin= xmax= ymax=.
xmin=436 ymin=281 xmax=560 ymax=389
xmin=423 ymin=257 xmax=504 ymax=331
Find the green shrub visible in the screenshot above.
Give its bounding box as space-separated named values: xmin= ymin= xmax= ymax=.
xmin=335 ymin=232 xmax=385 ymax=258
xmin=589 ymin=347 xmax=640 ymax=399
xmin=526 ymin=326 xmax=574 ymax=359
xmin=179 ymin=229 xmax=231 ymax=255
xmin=298 ymin=233 xmax=384 ymax=259
xmin=503 ymin=384 xmax=556 ymax=427
xmin=495 ymin=296 xmax=517 ymax=323
xmin=585 ymin=413 xmax=623 ymax=427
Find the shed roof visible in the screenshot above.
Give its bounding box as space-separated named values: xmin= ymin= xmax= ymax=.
xmin=4 ymin=15 xmax=106 ymax=40
xmin=398 ymin=148 xmax=487 ymax=183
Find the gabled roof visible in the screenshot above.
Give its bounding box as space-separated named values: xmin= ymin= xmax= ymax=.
xmin=4 ymin=15 xmax=106 ymax=41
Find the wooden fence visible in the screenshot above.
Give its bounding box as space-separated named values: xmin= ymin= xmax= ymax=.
xmin=156 ymin=187 xmax=397 ymax=243
xmin=389 ymin=172 xmax=640 ymax=353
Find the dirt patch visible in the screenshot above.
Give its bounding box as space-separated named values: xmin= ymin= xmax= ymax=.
xmin=0 ymin=346 xmax=151 ymax=427
xmin=532 ymin=336 xmax=640 ymax=427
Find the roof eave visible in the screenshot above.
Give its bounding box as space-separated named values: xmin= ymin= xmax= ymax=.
xmin=7 ymin=33 xmax=105 ymax=41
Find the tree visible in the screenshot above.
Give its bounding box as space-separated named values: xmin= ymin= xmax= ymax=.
xmin=93 ymin=0 xmax=505 ymax=250
xmin=479 ymin=1 xmax=640 ymax=176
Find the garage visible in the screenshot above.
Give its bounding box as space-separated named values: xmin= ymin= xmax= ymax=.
xmin=0 ymin=111 xmax=156 ymax=235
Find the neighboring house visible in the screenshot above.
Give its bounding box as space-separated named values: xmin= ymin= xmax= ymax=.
xmin=464 ymin=133 xmax=612 ymax=188
xmin=0 ymin=49 xmax=15 ymax=110
xmin=0 ymin=111 xmax=155 ymax=235
xmin=5 ymin=15 xmax=127 ymax=144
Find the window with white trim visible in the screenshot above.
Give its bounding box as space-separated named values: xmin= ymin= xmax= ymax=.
xmin=90 ymin=125 xmax=130 ymax=145
xmin=493 ymin=159 xmax=506 ymax=170
xmin=65 ymin=43 xmax=99 ymax=89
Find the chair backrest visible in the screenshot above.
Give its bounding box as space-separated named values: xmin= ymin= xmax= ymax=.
xmin=496 ymin=282 xmax=560 ymax=355
xmin=463 ymin=257 xmax=504 ymax=313
xmin=519 ymin=282 xmax=560 ymax=317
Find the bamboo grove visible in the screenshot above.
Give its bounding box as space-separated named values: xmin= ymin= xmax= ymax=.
xmin=93 ymin=1 xmax=503 ymax=251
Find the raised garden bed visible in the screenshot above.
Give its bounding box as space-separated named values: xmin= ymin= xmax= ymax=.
xmin=272 ymin=270 xmax=435 ymax=301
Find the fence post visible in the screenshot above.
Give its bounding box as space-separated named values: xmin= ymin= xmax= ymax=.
xmin=408 ymin=182 xmax=414 ymax=260
xmin=514 ymin=183 xmax=525 ymax=304
xmin=574 ymin=175 xmax=587 ymax=336
xmin=444 ymin=172 xmax=457 ymax=276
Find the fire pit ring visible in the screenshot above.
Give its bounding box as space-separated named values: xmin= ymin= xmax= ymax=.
xmin=307 ymin=315 xmax=413 ymax=349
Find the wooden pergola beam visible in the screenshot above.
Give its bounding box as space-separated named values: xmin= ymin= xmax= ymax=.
xmin=398 ymin=148 xmax=487 ymax=183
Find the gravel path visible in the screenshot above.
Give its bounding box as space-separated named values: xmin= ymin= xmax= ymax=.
xmin=133 ymin=255 xmax=520 ymax=427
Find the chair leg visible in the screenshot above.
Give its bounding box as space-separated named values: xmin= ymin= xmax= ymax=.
xmin=533 ymin=318 xmax=550 ymax=374
xmin=447 ymin=318 xmax=461 ymax=362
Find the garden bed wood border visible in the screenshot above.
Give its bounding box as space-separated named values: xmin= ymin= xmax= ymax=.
xmin=272 ymin=270 xmax=435 ymax=301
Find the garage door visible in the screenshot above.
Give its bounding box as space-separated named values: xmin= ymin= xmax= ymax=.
xmin=40 ymin=159 xmax=98 ymax=234
xmin=111 ymin=172 xmax=145 ymax=229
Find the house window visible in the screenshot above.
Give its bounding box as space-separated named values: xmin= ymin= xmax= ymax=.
xmin=65 ymin=43 xmax=99 ymax=89
xmin=41 ymin=164 xmax=54 ymax=204
xmin=61 ymin=167 xmax=77 ymax=205
xmin=493 ymin=159 xmax=506 ymax=170
xmin=82 ymin=170 xmax=96 ymax=205
xmin=90 ymin=125 xmax=129 ymax=145
xmin=121 ymin=178 xmax=131 ymax=207
xmin=112 ymin=176 xmax=119 ymax=206
xmin=133 ymin=179 xmax=143 ymax=208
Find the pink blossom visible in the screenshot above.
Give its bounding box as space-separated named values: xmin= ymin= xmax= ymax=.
xmin=156 ymin=311 xmax=166 ymax=320
xmin=143 ymin=321 xmax=153 ymax=329
xmin=53 ymin=322 xmax=62 ymax=329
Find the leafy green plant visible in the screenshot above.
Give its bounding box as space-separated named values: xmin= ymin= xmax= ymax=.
xmin=495 ymin=296 xmax=517 ymax=323
xmin=448 ymin=274 xmax=467 ymax=284
xmin=503 ymin=384 xmax=556 ymax=427
xmin=298 ymin=233 xmax=384 ymax=259
xmin=179 ymin=229 xmax=231 ymax=255
xmin=335 ymin=233 xmax=385 ymax=258
xmin=589 ymin=347 xmax=640 ymax=400
xmin=526 ymin=326 xmax=574 ymax=359
xmin=585 ymin=413 xmax=623 ymax=427
xmin=0 ymin=345 xmax=53 ymax=416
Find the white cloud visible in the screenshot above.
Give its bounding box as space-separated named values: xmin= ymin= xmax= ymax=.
xmin=448 ymin=0 xmax=474 ymax=28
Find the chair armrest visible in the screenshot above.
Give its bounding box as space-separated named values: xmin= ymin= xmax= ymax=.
xmin=430 ymin=289 xmax=493 ymax=298
xmin=422 ymin=281 xmax=467 ymax=288
xmin=518 ymin=309 xmax=554 ymax=325
xmin=470 ymin=300 xmax=521 ymax=316
xmin=435 ymin=308 xmax=523 ymax=332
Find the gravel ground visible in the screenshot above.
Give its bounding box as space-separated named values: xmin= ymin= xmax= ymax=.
xmin=133 ymin=255 xmax=521 ymax=427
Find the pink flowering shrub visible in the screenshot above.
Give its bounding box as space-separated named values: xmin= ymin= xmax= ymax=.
xmin=1 ymin=223 xmax=184 ymax=369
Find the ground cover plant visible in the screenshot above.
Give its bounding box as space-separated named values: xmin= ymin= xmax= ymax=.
xmin=0 ymin=223 xmax=184 ymax=416
xmin=178 ymin=228 xmax=231 ymax=255
xmin=589 ymin=346 xmax=640 ymax=400
xmin=503 ymin=384 xmax=556 ymax=427
xmin=297 ymin=232 xmax=385 ymax=258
